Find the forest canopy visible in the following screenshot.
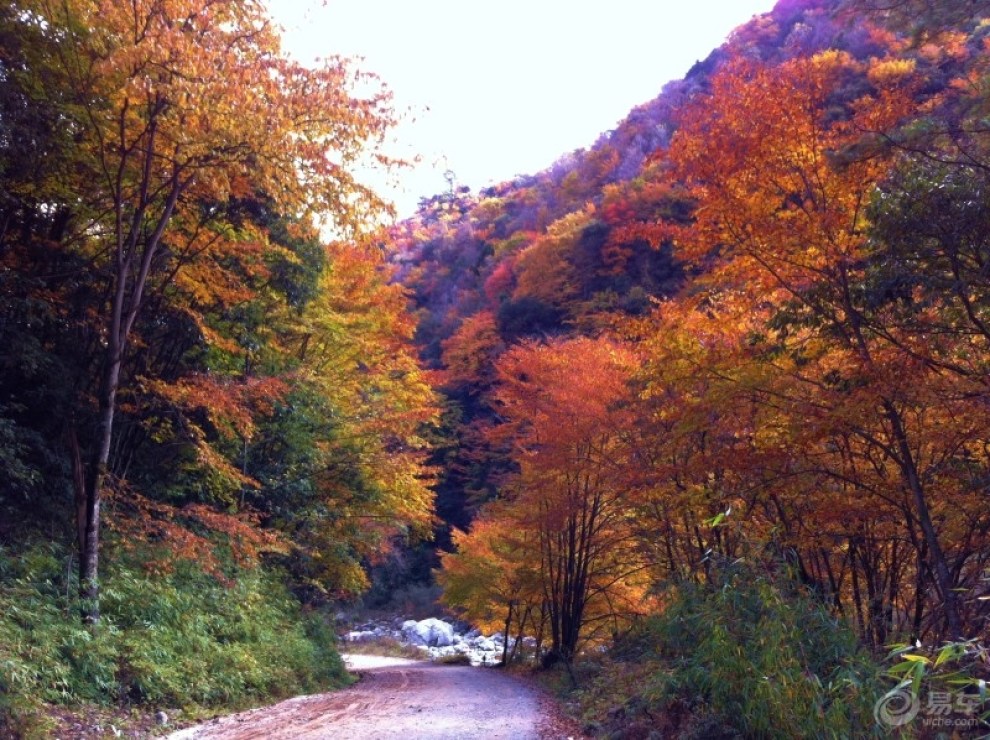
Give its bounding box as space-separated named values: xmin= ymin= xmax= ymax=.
xmin=6 ymin=0 xmax=990 ymax=736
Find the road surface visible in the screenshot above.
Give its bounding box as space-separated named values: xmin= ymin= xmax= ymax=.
xmin=166 ymin=655 xmax=580 ymax=739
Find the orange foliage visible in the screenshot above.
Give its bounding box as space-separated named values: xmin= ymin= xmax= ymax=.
xmin=634 ymin=46 xmax=988 ymax=641
xmin=441 ymin=311 xmax=505 ymax=389
xmin=445 ymin=337 xmax=651 ymax=661
xmin=107 ymin=484 xmax=285 ymax=584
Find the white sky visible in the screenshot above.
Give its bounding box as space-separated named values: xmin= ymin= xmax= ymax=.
xmin=267 ymin=0 xmax=778 ymax=218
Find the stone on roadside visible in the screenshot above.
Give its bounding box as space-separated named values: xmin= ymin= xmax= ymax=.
xmin=403 ymin=617 xmax=455 ymax=647
xmin=401 ymin=619 xmax=427 ymax=645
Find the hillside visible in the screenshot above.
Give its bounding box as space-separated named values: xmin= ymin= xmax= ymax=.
xmin=5 ymin=0 xmax=990 ymax=736
xmin=392 ymin=0 xmax=990 ymax=537
xmin=392 ymin=0 xmax=990 ymax=733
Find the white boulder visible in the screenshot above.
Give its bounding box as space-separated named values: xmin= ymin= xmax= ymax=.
xmin=401 ymin=619 xmax=426 ymax=645
xmin=475 ymin=637 xmax=496 ymax=652
xmin=403 ymin=618 xmax=455 ymax=647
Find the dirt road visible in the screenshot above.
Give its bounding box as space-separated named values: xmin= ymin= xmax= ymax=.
xmin=166 ymin=656 xmax=580 ymax=739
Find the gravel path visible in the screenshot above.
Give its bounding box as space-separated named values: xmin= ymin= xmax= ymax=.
xmin=165 ymin=656 xmax=581 ymax=739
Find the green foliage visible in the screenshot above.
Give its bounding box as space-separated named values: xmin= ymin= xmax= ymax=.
xmin=879 ymin=639 xmax=990 ymax=727
xmin=0 ymin=542 xmax=349 ymax=734
xmin=341 ymin=637 xmax=425 ymax=660
xmin=436 ymin=652 xmax=472 ymax=666
xmin=645 ymin=578 xmax=882 ymax=737
xmin=566 ymin=568 xmax=887 ymax=739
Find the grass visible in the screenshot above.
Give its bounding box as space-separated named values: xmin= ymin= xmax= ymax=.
xmin=0 ymin=540 xmax=351 ymax=738
xmin=340 ymin=636 xmax=426 ymax=660
xmin=435 ymin=652 xmax=472 ymax=665
xmin=538 ymin=566 xmax=889 ymax=739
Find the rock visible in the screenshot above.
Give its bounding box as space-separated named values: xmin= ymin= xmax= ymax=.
xmin=401 ymin=619 xmax=427 ymax=645
xmin=402 ymin=618 xmax=454 ymax=647
xmin=464 ymin=628 xmax=481 ymax=640
xmin=475 ymin=637 xmax=496 ymax=652
xmin=155 ymin=711 xmax=169 ymax=726
xmin=422 ymin=618 xmax=455 ymax=647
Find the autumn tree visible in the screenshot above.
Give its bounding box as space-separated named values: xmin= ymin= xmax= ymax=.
xmin=277 ymin=237 xmax=438 ymax=597
xmin=486 ymin=336 xmax=649 ymax=666
xmin=650 ymin=48 xmax=990 ymax=639
xmin=438 ymin=506 xmax=545 ymax=662
xmin=9 ymin=0 xmax=396 ymax=621
xmin=626 ymin=295 xmax=769 ymax=589
xmin=440 ymin=310 xmax=505 ymax=391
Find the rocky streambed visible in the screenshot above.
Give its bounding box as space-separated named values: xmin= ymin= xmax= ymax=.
xmin=343 ymin=617 xmax=536 ymax=665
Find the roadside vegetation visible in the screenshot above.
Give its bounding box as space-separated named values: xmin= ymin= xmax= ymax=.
xmin=0 ymin=540 xmax=350 ymax=738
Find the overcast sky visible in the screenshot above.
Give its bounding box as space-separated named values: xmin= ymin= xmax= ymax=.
xmin=267 ymin=0 xmax=778 ymax=217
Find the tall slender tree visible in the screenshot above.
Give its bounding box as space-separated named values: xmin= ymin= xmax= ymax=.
xmin=14 ymin=0 xmax=396 ymax=621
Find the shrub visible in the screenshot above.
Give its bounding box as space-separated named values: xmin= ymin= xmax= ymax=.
xmin=568 ymin=566 xmax=887 ymax=739
xmin=435 ymin=652 xmax=472 ymax=666
xmin=638 ymin=574 xmax=884 ymax=738
xmin=0 ymin=541 xmax=349 ymax=735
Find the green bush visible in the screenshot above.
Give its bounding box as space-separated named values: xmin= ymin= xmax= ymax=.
xmin=0 ymin=541 xmax=350 ymax=735
xmin=572 ymin=567 xmax=888 ymax=739
xmin=436 ymin=652 xmax=472 ymax=665
xmin=617 ymin=570 xmax=886 ymax=738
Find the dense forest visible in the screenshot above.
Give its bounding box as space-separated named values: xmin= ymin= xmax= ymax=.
xmin=0 ymin=0 xmax=436 ymax=734
xmin=396 ymin=0 xmax=990 ymax=734
xmin=5 ymin=0 xmax=990 ymax=736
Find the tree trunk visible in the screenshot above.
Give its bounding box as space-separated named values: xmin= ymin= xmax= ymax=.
xmin=842 ymin=273 xmax=963 ymax=639
xmin=883 ymin=400 xmax=963 ymax=640
xmin=501 ymin=601 xmax=513 ymax=666
xmin=79 ymin=348 xmax=123 ymax=624
xmin=75 ymin=154 xmax=182 ymax=624
xmin=534 ymin=602 xmax=547 ymax=664
xmin=509 ymin=605 xmax=531 ymax=664
xmin=67 ymin=423 xmax=86 ymax=559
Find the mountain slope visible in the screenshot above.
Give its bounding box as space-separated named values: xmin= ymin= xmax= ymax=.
xmin=389 ymin=0 xmax=987 ymax=538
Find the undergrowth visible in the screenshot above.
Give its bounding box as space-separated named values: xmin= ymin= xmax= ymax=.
xmin=547 ymin=568 xmax=889 ymax=739
xmin=340 ymin=636 xmax=426 ymax=660
xmin=0 ymin=540 xmax=349 ymax=738
xmin=435 ymin=652 xmax=472 ymax=665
